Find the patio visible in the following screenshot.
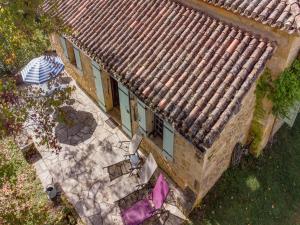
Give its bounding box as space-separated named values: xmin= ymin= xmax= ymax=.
xmin=31 ymin=78 xmax=190 ymax=225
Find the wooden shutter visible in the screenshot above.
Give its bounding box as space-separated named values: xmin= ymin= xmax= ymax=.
xmin=118 ymin=83 xmax=132 ymax=137
xmin=73 ymin=46 xmax=83 ymax=72
xmin=92 ymin=61 xmax=106 ymax=111
xmin=163 ymin=121 xmax=174 ymax=161
xmin=137 ymin=99 xmax=147 ymax=134
xmin=60 ymin=37 xmax=68 ymax=59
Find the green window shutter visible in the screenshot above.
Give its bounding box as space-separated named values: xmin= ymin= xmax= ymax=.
xmin=60 ymin=36 xmax=68 ymax=59
xmin=163 ymin=121 xmax=174 ymax=161
xmin=92 ymin=61 xmax=106 ymax=111
xmin=73 ymin=46 xmax=83 ymax=72
xmin=118 ymin=82 xmax=132 ymax=137
xmin=137 ymin=99 xmax=147 ymax=134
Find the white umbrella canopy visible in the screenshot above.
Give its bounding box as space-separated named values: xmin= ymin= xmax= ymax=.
xmin=21 ymin=56 xmax=64 ymax=84
xmin=27 ymin=72 xmax=71 ymax=97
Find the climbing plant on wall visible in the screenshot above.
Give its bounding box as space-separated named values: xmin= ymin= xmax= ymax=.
xmin=249 ymin=68 xmax=272 ymax=156
xmin=250 ymin=59 xmax=300 ymax=156
xmin=269 ymin=59 xmax=300 ymax=118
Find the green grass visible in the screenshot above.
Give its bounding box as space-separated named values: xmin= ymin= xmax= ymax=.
xmin=190 ymin=115 xmax=300 ymax=225
xmin=0 ymin=138 xmax=82 ymax=225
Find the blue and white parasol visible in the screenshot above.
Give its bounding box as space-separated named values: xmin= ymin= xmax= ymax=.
xmin=21 ymin=56 xmax=64 ymax=84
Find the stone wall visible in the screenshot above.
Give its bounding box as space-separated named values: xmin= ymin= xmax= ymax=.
xmin=50 ymin=34 xmax=98 ymax=101
xmin=197 ymin=85 xmax=256 ymax=201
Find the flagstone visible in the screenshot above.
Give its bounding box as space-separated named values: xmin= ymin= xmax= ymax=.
xmin=31 ymin=78 xmax=187 ymax=225
xmin=37 ymin=170 xmax=53 ymax=187
xmin=88 ymin=213 xmax=103 ymax=225
xmin=80 ymin=198 xmax=102 ymax=217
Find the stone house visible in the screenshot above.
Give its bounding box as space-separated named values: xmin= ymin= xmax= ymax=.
xmin=45 ymin=0 xmax=300 ymax=208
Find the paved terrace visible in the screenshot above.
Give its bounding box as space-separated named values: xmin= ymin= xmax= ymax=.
xmin=32 ymin=78 xmax=190 ymax=225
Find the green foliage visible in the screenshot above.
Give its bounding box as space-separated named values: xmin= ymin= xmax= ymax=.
xmin=189 ymin=115 xmax=300 ymax=225
xmin=249 ymin=69 xmax=272 ymax=156
xmin=269 ymin=59 xmax=300 ymax=118
xmin=249 ymin=60 xmax=300 ymax=155
xmin=0 ymin=0 xmax=65 ymax=76
xmin=0 ymin=79 xmax=27 ymax=137
xmin=0 ymin=138 xmax=82 ymax=225
xmin=0 ymin=77 xmax=75 ymax=151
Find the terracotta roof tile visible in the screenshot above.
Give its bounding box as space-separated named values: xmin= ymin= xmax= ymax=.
xmin=44 ymin=0 xmax=275 ymax=150
xmin=201 ymin=0 xmax=300 ymax=34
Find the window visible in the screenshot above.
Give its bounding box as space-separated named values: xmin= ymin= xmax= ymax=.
xmin=154 ymin=114 xmax=163 ymax=138
xmin=152 ymin=114 xmax=174 ymax=161
xmin=60 ymin=36 xmax=69 ymax=59
xmin=73 ymin=46 xmax=83 ymax=72
xmin=136 ymin=103 xmax=174 ymax=161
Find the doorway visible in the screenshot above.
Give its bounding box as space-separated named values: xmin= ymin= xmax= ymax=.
xmin=111 ymin=77 xmax=120 ymax=107
xmin=107 ymin=77 xmax=132 ymax=137
xmin=108 ymin=77 xmax=121 ymax=123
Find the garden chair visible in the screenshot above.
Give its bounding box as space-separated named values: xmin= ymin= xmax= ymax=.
xmin=121 ymin=131 xmax=143 ymax=173
xmin=121 ymin=173 xmax=170 ymax=225
xmin=104 ymin=131 xmax=144 ymax=179
xmin=106 ymin=153 xmax=158 ymax=203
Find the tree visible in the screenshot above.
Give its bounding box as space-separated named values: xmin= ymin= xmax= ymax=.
xmin=0 ymin=0 xmax=64 ymax=76
xmin=0 ymin=76 xmax=75 ymax=152
xmin=0 ymin=0 xmax=73 ymax=152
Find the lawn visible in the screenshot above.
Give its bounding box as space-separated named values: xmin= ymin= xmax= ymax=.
xmin=190 ymin=115 xmax=300 ymax=225
xmin=0 ymin=138 xmax=82 ymax=225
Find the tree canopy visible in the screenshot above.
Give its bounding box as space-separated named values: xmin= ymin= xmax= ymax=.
xmin=0 ymin=0 xmax=63 ymax=76
xmin=0 ymin=76 xmax=75 ymax=152
xmin=0 ymin=0 xmax=73 ymax=151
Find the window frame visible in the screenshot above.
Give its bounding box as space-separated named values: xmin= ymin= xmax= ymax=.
xmin=153 ymin=114 xmax=164 ymax=138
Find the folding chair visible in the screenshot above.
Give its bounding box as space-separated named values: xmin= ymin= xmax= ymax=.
xmin=105 ymin=153 xmax=158 ymax=203
xmin=104 ymin=131 xmax=144 ymax=178
xmin=120 ymin=130 xmax=143 ymax=157
xmin=123 ymin=131 xmax=143 ymax=175
xmin=121 ymin=173 xmax=170 ymax=225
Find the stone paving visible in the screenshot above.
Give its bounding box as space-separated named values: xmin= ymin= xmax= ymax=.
xmin=33 ymin=79 xmax=188 ymax=225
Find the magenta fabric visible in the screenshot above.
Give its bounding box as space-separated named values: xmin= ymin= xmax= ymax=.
xmin=121 ymin=199 xmax=154 ymax=225
xmin=121 ymin=174 xmax=169 ymax=225
xmin=152 ymin=174 xmax=169 ymax=209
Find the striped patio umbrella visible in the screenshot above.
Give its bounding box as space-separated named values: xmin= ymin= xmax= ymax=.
xmin=21 ymin=56 xmax=64 ymax=84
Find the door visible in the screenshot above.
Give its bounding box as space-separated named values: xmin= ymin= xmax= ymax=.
xmin=118 ymin=82 xmax=132 ymax=137
xmin=92 ymin=61 xmax=106 ymax=112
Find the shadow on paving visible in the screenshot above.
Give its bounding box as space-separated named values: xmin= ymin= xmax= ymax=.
xmin=189 ymin=114 xmax=300 ymax=225
xmin=55 ymin=106 xmax=97 ymax=146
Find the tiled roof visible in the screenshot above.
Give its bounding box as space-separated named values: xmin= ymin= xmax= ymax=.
xmin=44 ymin=0 xmax=275 ymax=150
xmin=201 ymin=0 xmax=300 ymax=34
